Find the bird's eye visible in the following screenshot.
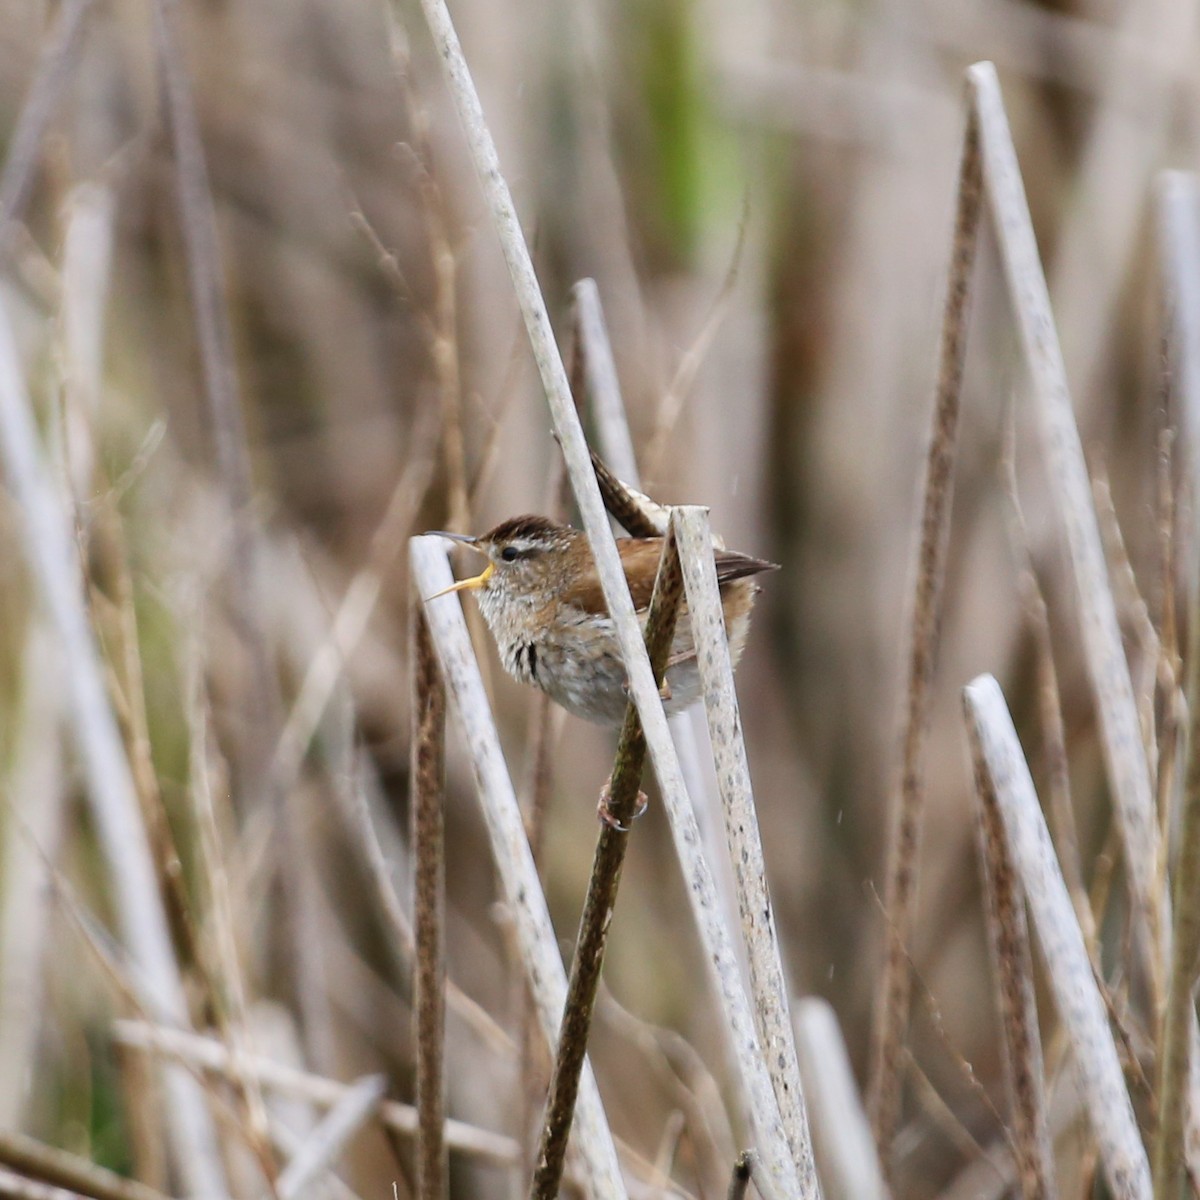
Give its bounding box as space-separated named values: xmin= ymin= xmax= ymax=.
xmin=500 ymin=546 xmax=519 ymax=562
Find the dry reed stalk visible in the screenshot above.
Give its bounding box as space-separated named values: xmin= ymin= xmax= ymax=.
xmin=407 ymin=0 xmax=810 ymax=1188
xmin=530 ymin=529 xmax=685 ymax=1200
xmin=1153 ymin=168 xmax=1200 ymax=1198
xmin=0 ymin=627 xmax=65 ymax=1127
xmin=0 ymin=0 xmax=93 ymax=237
xmin=968 ymin=59 xmax=1163 ymax=989
xmin=673 ymin=506 xmax=814 ymax=1179
xmin=1159 ymin=173 xmax=1200 ymax=478
xmin=412 ymin=610 xmax=449 ymax=1200
xmin=1158 ymin=682 xmax=1200 ymax=1199
xmin=868 ymin=80 xmax=983 ymax=1164
xmin=0 ymin=287 xmax=225 ymax=1191
xmin=410 ymin=537 xmax=625 ymax=1195
xmin=113 ymin=1020 xmax=521 ymax=1167
xmin=0 ymin=1131 xmax=169 ymax=1200
xmin=274 ymin=1074 xmax=386 ymax=1200
xmin=967 ymin=699 xmax=1057 ymax=1199
xmin=962 ymin=674 xmax=1151 ymax=1199
xmin=792 ymin=998 xmax=888 ymax=1200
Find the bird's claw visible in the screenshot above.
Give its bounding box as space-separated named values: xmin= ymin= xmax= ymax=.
xmin=620 ymin=678 xmax=672 ymax=702
xmin=597 ymin=780 xmax=648 ymax=832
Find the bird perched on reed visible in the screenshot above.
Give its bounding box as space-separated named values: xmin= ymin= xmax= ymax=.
xmin=426 ymin=460 xmax=776 ymax=726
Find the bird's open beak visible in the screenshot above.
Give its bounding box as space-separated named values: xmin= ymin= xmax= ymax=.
xmin=425 ymin=562 xmax=494 ymax=600
xmin=423 ymin=532 xmax=494 ymax=599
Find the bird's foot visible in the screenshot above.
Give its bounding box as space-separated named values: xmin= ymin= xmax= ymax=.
xmin=597 ymin=779 xmax=649 ymax=832
xmin=619 ymin=678 xmax=673 ymax=703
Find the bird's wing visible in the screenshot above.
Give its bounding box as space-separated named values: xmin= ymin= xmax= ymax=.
xmin=565 ymin=539 xmax=776 ymax=616
xmin=563 ymin=537 xmax=665 ymax=615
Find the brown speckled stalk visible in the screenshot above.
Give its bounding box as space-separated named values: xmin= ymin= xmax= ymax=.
xmin=412 ymin=610 xmax=448 ymax=1200
xmin=674 ymin=506 xmax=818 ymax=1187
xmin=531 ymin=529 xmax=684 ymax=1200
xmin=868 ymin=81 xmax=983 ymax=1167
xmin=963 ymin=675 xmax=1151 ymax=1200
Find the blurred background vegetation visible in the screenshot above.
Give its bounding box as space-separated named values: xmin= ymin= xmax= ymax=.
xmin=0 ymin=0 xmax=1191 ymax=1196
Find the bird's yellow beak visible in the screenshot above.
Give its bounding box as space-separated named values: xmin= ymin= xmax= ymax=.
xmin=425 ymin=561 xmax=494 ymax=600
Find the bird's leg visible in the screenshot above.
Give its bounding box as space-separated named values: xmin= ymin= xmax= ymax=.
xmin=597 ymin=777 xmax=649 ymax=832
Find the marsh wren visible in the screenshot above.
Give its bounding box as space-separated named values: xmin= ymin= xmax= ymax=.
xmin=426 ymin=516 xmax=776 ymax=726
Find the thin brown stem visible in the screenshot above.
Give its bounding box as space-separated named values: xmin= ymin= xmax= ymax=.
xmin=726 ymin=1152 xmax=755 ymax=1200
xmin=412 ymin=610 xmax=448 ymax=1200
xmin=869 ymin=87 xmax=983 ymax=1166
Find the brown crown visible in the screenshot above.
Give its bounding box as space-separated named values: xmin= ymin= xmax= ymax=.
xmin=481 ymin=514 xmax=567 ymax=544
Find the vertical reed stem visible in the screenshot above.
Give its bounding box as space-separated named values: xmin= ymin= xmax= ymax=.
xmin=869 ymin=89 xmax=983 ymax=1163
xmin=413 ymin=610 xmax=448 ymax=1200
